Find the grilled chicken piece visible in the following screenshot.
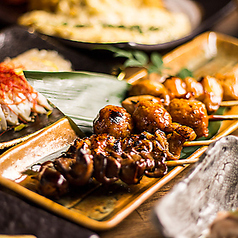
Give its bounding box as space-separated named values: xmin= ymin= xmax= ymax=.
xmin=90 ymin=134 xmax=122 ymax=184
xmin=216 ymin=73 xmax=238 ymax=100
xmin=35 ymin=100 xmax=198 ymax=198
xmin=128 ymin=79 xmax=170 ymax=106
xmin=199 ymin=75 xmax=223 ymax=113
xmin=36 ymin=130 xmax=171 ymax=197
xmin=132 ymin=99 xmax=172 ymax=133
xmin=93 ymin=105 xmax=134 ymax=138
xmin=54 ymin=142 xmax=94 ymax=186
xmin=120 ymin=130 xmax=169 ymax=182
xmin=166 ymin=123 xmax=197 ymax=159
xmin=37 ymin=161 xmax=69 ymax=198
xmin=163 ymin=76 xmax=187 ymax=100
xmin=121 ymin=95 xmax=162 ymax=115
xmin=90 ymin=132 xmax=168 ymax=184
xmin=184 ymin=77 xmax=204 ymax=99
xmin=167 ymin=98 xmax=209 ymax=138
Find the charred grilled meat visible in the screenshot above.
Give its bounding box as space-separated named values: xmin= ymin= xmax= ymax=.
xmin=166 ymin=123 xmax=197 ymax=159
xmin=184 ymin=76 xmax=204 ymax=99
xmin=127 ymin=74 xmax=227 ymax=114
xmin=132 ymin=99 xmax=172 ymax=133
xmin=167 ymin=98 xmax=209 ymax=138
xmin=36 ymin=130 xmax=171 ymax=197
xmin=121 ymin=95 xmax=162 ymax=115
xmin=216 ymin=72 xmax=238 ymax=101
xmin=93 ymin=105 xmax=134 ymax=138
xmin=36 ymin=161 xmax=69 ymax=198
xmin=35 ymin=99 xmax=198 ymax=198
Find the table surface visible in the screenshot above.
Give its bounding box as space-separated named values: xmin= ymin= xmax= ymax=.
xmin=0 ymin=5 xmax=237 ymax=238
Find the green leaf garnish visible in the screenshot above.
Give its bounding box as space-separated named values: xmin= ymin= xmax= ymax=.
xmin=150 ymin=52 xmax=163 ymax=68
xmin=177 ymin=68 xmax=193 ymax=79
xmin=95 ymin=46 xmax=168 ymax=74
xmin=14 ymin=123 xmax=26 ymax=131
xmin=124 ymin=58 xmax=144 ymax=68
xmin=47 ymin=110 xmax=53 ymax=117
xmin=133 ymin=51 xmax=149 ymax=65
xmin=114 ymin=51 xmax=133 ymax=59
xmin=94 ymin=46 xmax=193 ymax=77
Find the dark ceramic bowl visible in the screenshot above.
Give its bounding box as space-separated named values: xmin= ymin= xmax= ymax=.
xmin=0 ymin=0 xmax=236 ymax=51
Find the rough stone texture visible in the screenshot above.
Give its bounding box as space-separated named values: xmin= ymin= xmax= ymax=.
xmin=152 ymin=135 xmax=238 ymax=238
xmin=0 ymin=189 xmax=99 ymax=238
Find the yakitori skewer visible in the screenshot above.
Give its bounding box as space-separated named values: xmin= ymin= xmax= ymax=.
xmin=184 ymin=120 xmax=238 ymax=147
xmin=122 ymin=68 xmax=238 ymax=110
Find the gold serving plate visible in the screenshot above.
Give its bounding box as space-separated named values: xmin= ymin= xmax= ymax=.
xmin=0 ymin=32 xmax=237 ymax=231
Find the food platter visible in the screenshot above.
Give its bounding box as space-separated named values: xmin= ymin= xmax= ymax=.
xmin=0 ymin=0 xmax=236 ymax=51
xmin=0 ymin=32 xmax=237 ymax=231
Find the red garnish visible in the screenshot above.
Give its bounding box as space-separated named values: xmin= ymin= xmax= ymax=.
xmin=0 ymin=62 xmax=38 ymax=107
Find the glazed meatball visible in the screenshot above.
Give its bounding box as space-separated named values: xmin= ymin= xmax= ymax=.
xmin=167 ymin=98 xmax=209 ymax=138
xmin=132 ymin=100 xmax=172 ymax=133
xmin=93 ymin=105 xmax=134 ymax=138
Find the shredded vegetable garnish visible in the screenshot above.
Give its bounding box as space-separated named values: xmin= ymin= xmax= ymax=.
xmin=0 ymin=63 xmax=38 ymax=106
xmin=14 ymin=123 xmax=27 ymax=131
xmin=0 ymin=62 xmax=53 ymax=132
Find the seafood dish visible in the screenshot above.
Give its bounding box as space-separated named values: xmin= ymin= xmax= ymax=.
xmin=0 ymin=62 xmax=52 ymax=132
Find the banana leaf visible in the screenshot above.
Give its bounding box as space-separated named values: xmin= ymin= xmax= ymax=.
xmin=24 ymin=71 xmax=129 ymax=135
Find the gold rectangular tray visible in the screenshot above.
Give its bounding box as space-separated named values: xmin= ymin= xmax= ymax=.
xmin=0 ymin=31 xmax=238 ymax=231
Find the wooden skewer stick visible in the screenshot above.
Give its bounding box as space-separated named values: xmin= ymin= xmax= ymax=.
xmin=220 ymin=100 xmax=238 ymax=107
xmin=165 ymin=158 xmax=199 ymax=167
xmin=183 ymin=140 xmax=213 ymax=147
xmin=184 ymin=120 xmax=238 ymax=147
xmin=125 ymin=68 xmax=148 ymax=85
xmin=208 ymin=114 xmax=238 ymax=121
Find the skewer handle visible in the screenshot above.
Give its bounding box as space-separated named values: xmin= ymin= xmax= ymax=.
xmin=220 ymin=101 xmax=238 ymax=107
xmin=165 ymin=158 xmax=199 ymax=166
xmin=208 ymin=114 xmax=238 ymax=121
